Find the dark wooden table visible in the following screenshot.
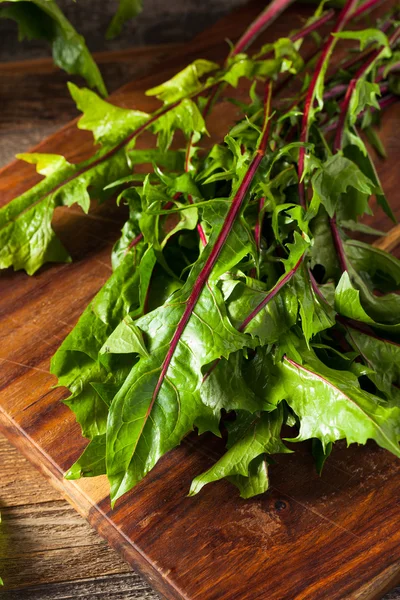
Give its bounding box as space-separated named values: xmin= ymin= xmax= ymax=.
xmin=0 ymin=25 xmax=399 ymax=600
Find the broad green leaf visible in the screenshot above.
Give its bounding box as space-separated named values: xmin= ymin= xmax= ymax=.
xmin=342 ymin=143 xmax=395 ymax=222
xmin=152 ymin=99 xmax=207 ymax=150
xmin=50 ymin=245 xmax=155 ymax=438
xmin=345 ymin=324 xmax=400 ymax=395
xmin=200 ymin=352 xmax=265 ymax=415
xmin=226 ymin=279 xmax=298 ymax=344
xmin=265 ymin=349 xmax=400 ymax=456
xmin=335 ymin=271 xmax=400 ymax=334
xmin=312 ymin=439 xmax=332 ymax=475
xmin=189 ymin=405 xmax=289 ymax=498
xmin=344 ymin=239 xmax=400 ymax=293
xmin=340 ymin=220 xmax=385 ymax=236
xmin=223 ymin=40 xmax=303 ymax=88
xmin=100 ymin=315 xmax=150 ymax=358
xmin=106 ymin=281 xmax=255 ymax=503
xmin=309 ymin=208 xmax=341 ymax=281
xmin=0 ymin=0 xmax=106 ymax=95
xmin=348 ymin=80 xmax=380 ymax=127
xmin=228 ymin=454 xmax=270 ymax=499
xmin=105 ymin=147 xmax=264 ymax=503
xmin=291 ymin=264 xmax=336 ymax=342
xmin=311 ymin=154 xmax=376 ymax=217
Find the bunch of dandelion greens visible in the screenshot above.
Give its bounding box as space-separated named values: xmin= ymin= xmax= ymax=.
xmin=1 ymin=0 xmax=400 ymax=504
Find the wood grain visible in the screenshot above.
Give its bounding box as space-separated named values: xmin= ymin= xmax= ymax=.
xmin=1 ymin=573 xmax=159 ymax=600
xmin=0 ymin=434 xmax=134 ymax=592
xmin=0 ymin=2 xmax=400 ymax=599
xmin=0 ymin=433 xmax=60 ymax=508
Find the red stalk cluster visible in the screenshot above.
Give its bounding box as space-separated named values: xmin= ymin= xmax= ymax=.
xmin=150 ymin=81 xmax=273 ymax=407
xmin=183 ymin=0 xmax=296 ymax=246
xmin=334 ymin=27 xmax=400 ymax=151
xmin=297 ymin=0 xmax=360 ymax=208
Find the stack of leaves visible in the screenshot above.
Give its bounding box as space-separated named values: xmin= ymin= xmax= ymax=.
xmin=1 ymin=0 xmax=400 ymax=505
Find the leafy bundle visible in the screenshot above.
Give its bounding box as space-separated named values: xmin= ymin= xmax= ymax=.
xmin=2 ymin=0 xmax=400 ymax=505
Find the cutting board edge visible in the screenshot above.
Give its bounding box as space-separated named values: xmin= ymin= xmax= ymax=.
xmin=0 ymin=407 xmax=183 ymax=600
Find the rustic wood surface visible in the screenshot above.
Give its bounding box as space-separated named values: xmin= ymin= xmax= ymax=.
xmin=0 ymin=433 xmax=159 ymax=598
xmin=0 ymin=0 xmax=244 ymax=60
xmin=0 ymin=2 xmax=400 ymax=599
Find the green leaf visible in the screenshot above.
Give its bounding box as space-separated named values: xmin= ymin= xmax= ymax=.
xmin=345 ymin=325 xmax=400 ymax=395
xmin=106 ymin=279 xmax=256 ymax=503
xmin=265 ymin=349 xmax=400 ymax=456
xmin=152 ymin=98 xmax=207 ymax=151
xmin=309 ymin=208 xmax=341 ymax=281
xmin=0 ymin=123 xmax=134 ymax=274
xmin=335 ymin=271 xmax=400 ymax=333
xmin=106 ymin=0 xmax=143 ymax=39
xmin=100 ymin=315 xmax=150 ymax=358
xmin=339 ymin=220 xmax=386 ymax=236
xmin=311 ymin=154 xmax=376 ymax=218
xmin=344 ymin=240 xmax=400 ymax=293
xmin=65 ymin=435 xmax=106 ymax=479
xmin=334 ymin=29 xmax=390 ymax=52
xmin=292 ymin=264 xmax=336 ymax=342
xmin=50 ymin=245 xmax=155 ymax=438
xmin=224 ymin=233 xmax=311 ymax=343
xmin=200 ymin=352 xmax=265 ymax=415
xmin=228 ymin=454 xmax=270 ymax=499
xmin=342 ymin=144 xmax=395 ymax=222
xmin=223 ymin=41 xmax=303 ymax=88
xmin=146 ymin=60 xmax=219 ymax=103
xmin=312 ymin=439 xmax=332 ymax=475
xmin=0 ymin=0 xmax=106 ymax=95
xmin=68 ymin=83 xmax=149 ymax=146
xmin=226 ymin=278 xmax=298 ymax=344
xmin=189 ymin=405 xmax=290 ymax=498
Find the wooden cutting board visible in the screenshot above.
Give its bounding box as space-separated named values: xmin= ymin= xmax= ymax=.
xmin=1 ymin=2 xmax=400 ymax=599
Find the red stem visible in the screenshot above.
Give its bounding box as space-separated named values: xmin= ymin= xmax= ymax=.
xmin=329 ymin=216 xmax=347 ymax=273
xmin=126 ymin=232 xmax=143 ymax=252
xmin=254 ymin=196 xmax=266 ymax=252
xmin=151 ymin=82 xmax=273 ymax=404
xmin=257 ymin=9 xmax=335 ymax=62
xmin=334 ymin=27 xmax=400 ymax=151
xmin=308 ymin=268 xmax=332 ymax=305
xmin=250 ymin=196 xmax=266 ymax=279
xmin=352 ymin=0 xmax=386 ymax=19
xmin=297 ymin=0 xmax=361 ymax=208
xmin=239 ymin=253 xmax=305 ymax=332
xmin=184 ymin=0 xmax=293 ymax=244
xmin=290 ymin=10 xmax=335 ymax=43
xmin=184 ymin=0 xmax=294 ymax=187
xmin=323 ymin=92 xmax=398 ymax=133
xmin=333 ymin=78 xmax=358 ymax=151
xmin=203 ymin=248 xmax=306 ymax=383
xmin=232 ymin=0 xmax=295 ymax=56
